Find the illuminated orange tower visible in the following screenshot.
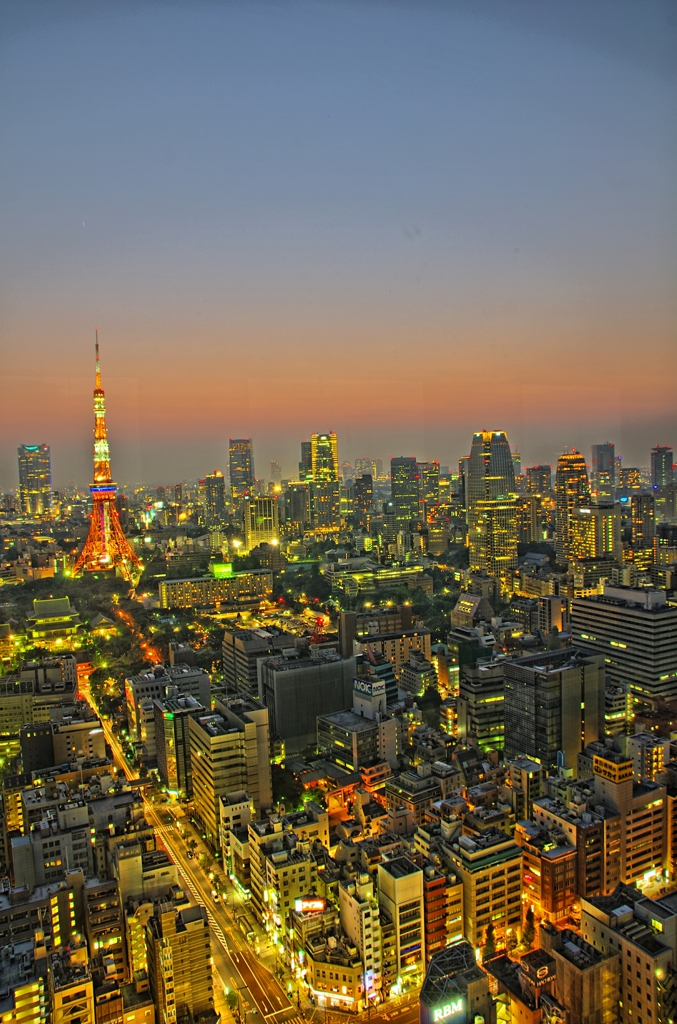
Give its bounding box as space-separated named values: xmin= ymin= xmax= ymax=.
xmin=73 ymin=332 xmax=142 ymax=584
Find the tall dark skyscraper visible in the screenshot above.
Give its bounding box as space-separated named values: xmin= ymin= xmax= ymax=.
xmin=17 ymin=443 xmax=52 ymax=516
xmin=354 ymin=473 xmax=373 ymax=529
xmin=229 ymin=438 xmax=254 ymax=498
xmin=554 ymin=450 xmax=591 ymax=563
xmin=651 ymin=445 xmax=673 ymax=490
xmin=591 ymin=442 xmax=615 ymax=501
xmin=299 ymin=440 xmax=313 ymax=480
xmin=466 ymin=430 xmax=516 ymax=528
xmin=631 ymin=494 xmax=655 ymax=551
xmin=203 ymin=470 xmax=227 ymax=526
xmin=526 ymin=465 xmax=552 ymax=494
xmin=390 ymin=457 xmax=420 ymax=522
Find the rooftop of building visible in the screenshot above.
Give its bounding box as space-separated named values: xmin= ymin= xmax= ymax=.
xmin=120 ymin=981 xmax=154 ymax=1011
xmin=508 ymin=755 xmax=543 ymax=774
xmin=574 ymin=585 xmax=670 ymax=612
xmin=507 ymin=645 xmax=599 ymax=674
xmin=0 ymin=937 xmax=44 ymax=1014
xmin=583 ymin=886 xmax=670 ymax=956
xmin=305 ymin=931 xmax=361 ymax=966
xmin=192 ymin=712 xmax=240 ymax=738
xmin=354 ymin=625 xmax=431 ymax=641
xmin=224 ymin=625 xmax=296 ymax=644
xmin=379 ymin=855 xmax=421 ymax=879
xmin=154 ymin=693 xmax=204 ymax=714
xmin=420 ymin=940 xmax=487 ymax=1007
xmin=317 ymin=708 xmax=380 ymax=733
xmin=482 ymin=954 xmax=537 ymax=1009
xmin=127 ymin=663 xmax=207 ymax=687
xmin=452 ymin=828 xmax=519 ymax=864
xmin=48 ymin=941 xmax=91 ymax=990
xmin=261 ymin=649 xmax=344 ymax=671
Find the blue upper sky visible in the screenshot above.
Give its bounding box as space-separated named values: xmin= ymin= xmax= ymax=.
xmin=1 ymin=0 xmax=675 ymax=485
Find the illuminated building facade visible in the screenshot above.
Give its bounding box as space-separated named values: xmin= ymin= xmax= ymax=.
xmin=571 ymin=585 xmax=677 ymax=701
xmin=229 ymin=438 xmax=254 ymax=497
xmin=377 ymin=856 xmax=424 ymax=979
xmin=466 ymin=430 xmax=515 ymax=527
xmin=418 ymin=461 xmax=440 ymax=507
xmin=390 ymin=457 xmax=420 ymax=522
xmin=158 ymin=569 xmax=272 ymax=610
xmin=554 ymin=449 xmax=591 ymax=563
xmin=447 ymin=828 xmax=522 ymax=948
xmin=73 ymin=334 xmax=142 ymax=584
xmin=311 ymin=482 xmax=340 ymax=530
xmin=244 ymin=495 xmax=279 ymax=550
xmin=468 ymin=495 xmax=518 ymax=587
xmin=17 ymin=443 xmax=52 ymax=517
xmin=310 ymin=432 xmax=339 ymax=483
xmin=568 ymin=504 xmax=621 ymax=564
xmin=153 ymin=694 xmax=205 ymax=797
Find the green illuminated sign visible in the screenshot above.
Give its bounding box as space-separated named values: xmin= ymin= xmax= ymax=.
xmin=211 ymin=563 xmax=234 ymax=578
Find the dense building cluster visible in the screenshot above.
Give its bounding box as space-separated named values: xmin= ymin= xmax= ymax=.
xmin=2 ymin=368 xmax=677 ymax=1023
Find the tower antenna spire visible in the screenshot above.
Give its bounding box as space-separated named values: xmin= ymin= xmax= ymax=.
xmin=95 ymin=328 xmax=101 ymax=388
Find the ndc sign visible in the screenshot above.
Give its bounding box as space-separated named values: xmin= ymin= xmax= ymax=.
xmin=353 ymin=678 xmax=386 ymax=697
xmin=432 ymin=1000 xmax=465 ymax=1023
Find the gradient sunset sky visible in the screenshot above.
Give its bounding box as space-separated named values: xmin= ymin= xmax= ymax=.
xmin=1 ymin=0 xmax=675 ymax=488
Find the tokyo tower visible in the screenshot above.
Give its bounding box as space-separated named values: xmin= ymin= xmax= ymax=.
xmin=73 ymin=332 xmax=142 ymax=584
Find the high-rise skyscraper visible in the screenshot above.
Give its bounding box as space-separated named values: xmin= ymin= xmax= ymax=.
xmin=466 ymin=430 xmax=516 ymax=527
xmin=203 ymin=470 xmax=226 ymax=526
xmin=591 ymin=442 xmax=615 ymax=502
xmin=418 ymin=461 xmax=440 ymax=509
xmin=299 ymin=440 xmax=313 ymax=480
xmin=568 ymin=504 xmax=621 ymax=564
xmin=651 ymin=445 xmax=673 ymax=489
xmin=526 ymin=464 xmax=552 ymax=494
xmin=73 ymin=333 xmax=142 ymax=584
xmin=554 ymin=450 xmax=591 ymax=563
xmin=354 ymin=474 xmax=374 ymax=529
xmin=270 ymin=460 xmax=282 ymax=483
xmin=468 ymin=496 xmax=519 ymax=584
xmin=511 ymin=447 xmax=521 ymax=477
xmin=17 ymin=444 xmax=52 ymax=516
xmin=244 ymin=495 xmax=279 ymax=550
xmin=390 ymin=457 xmax=420 ymax=522
xmin=631 ymin=494 xmax=655 ymax=551
xmin=229 ymin=438 xmax=254 ymax=498
xmin=310 ymin=432 xmax=339 ymax=483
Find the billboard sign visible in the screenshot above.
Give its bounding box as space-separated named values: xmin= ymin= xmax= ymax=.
xmin=294 ymin=897 xmax=326 ymax=915
xmin=353 ymin=677 xmax=386 ymax=698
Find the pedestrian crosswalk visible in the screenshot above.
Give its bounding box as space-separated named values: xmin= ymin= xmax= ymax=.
xmin=207 ymin=910 xmax=229 ymax=951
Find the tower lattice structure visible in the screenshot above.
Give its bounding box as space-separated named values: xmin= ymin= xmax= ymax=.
xmin=73 ymin=332 xmax=142 ymax=584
